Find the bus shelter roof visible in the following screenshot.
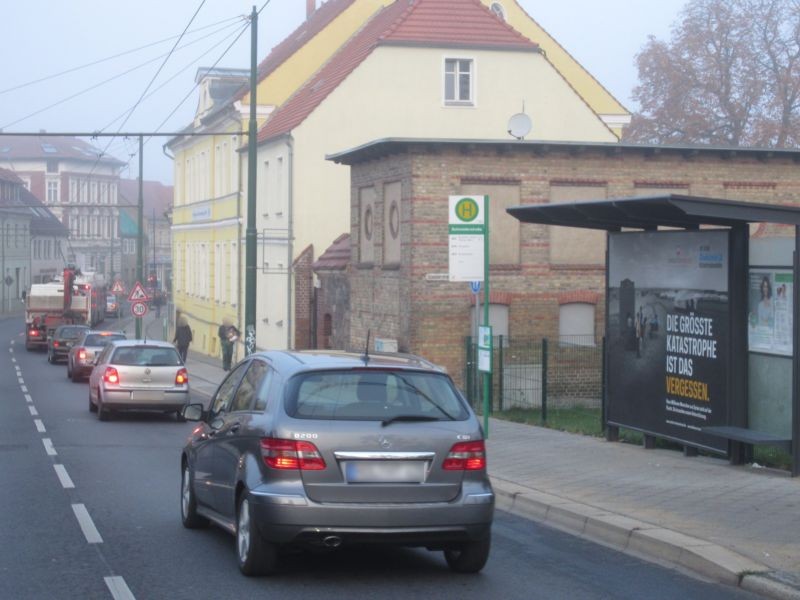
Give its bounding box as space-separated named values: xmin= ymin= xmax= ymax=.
xmin=506 ymin=195 xmax=800 ymax=231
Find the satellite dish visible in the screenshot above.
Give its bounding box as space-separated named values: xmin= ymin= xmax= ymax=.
xmin=507 ymin=112 xmax=532 ymax=140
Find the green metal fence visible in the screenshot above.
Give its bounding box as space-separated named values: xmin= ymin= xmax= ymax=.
xmin=464 ymin=335 xmax=603 ymax=416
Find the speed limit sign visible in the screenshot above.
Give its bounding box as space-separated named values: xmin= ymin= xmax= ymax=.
xmin=131 ymin=301 xmax=148 ymax=317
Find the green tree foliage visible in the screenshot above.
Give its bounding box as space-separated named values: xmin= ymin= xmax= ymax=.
xmin=626 ymin=0 xmax=800 ymax=148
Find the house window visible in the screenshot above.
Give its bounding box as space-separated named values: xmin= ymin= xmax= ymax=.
xmin=460 ymin=183 xmax=520 ymax=265
xmin=559 ymin=303 xmax=596 ymax=346
xmin=549 ymin=184 xmax=607 ymax=265
xmin=470 ymin=303 xmax=509 ymax=346
xmin=444 ymin=58 xmax=474 ymax=105
xmin=47 ymin=179 xmax=59 ymax=204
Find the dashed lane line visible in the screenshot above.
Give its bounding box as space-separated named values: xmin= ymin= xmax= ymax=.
xmin=104 ymin=576 xmax=136 ymax=600
xmin=71 ymin=504 xmax=103 ymax=544
xmin=34 ymin=419 xmax=45 ymax=433
xmin=28 ymin=406 xmax=38 ymax=416
xmin=24 ymin=394 xmax=32 ymax=403
xmin=54 ymin=464 xmax=75 ymax=489
xmin=42 ymin=438 xmax=57 ymax=456
xmin=20 ymin=385 xmax=27 ymax=393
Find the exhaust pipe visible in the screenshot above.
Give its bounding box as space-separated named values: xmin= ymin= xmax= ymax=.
xmin=322 ymin=535 xmax=342 ymax=548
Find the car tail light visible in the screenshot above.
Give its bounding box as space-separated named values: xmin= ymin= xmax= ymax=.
xmin=260 ymin=438 xmax=326 ymax=470
xmin=53 ymin=341 xmax=59 ymax=347
xmin=175 ymin=368 xmax=188 ymax=385
xmin=103 ymin=367 xmax=120 ymax=385
xmin=30 ymin=330 xmax=39 ymax=337
xmin=78 ymin=348 xmax=87 ymax=360
xmin=442 ymin=441 xmax=486 ymax=471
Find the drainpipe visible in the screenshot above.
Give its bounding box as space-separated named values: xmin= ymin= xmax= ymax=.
xmin=287 ymin=135 xmax=294 ymax=349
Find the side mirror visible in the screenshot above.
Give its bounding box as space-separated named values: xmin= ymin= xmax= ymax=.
xmin=182 ymin=403 xmax=204 ymax=422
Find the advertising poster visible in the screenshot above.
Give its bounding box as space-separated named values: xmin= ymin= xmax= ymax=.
xmin=748 ymin=269 xmax=793 ymax=356
xmin=607 ymin=230 xmax=729 ymax=452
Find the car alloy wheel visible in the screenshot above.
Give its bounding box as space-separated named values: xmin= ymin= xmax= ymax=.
xmin=236 ymin=495 xmax=277 ymax=576
xmin=180 ymin=464 xmax=208 ymax=529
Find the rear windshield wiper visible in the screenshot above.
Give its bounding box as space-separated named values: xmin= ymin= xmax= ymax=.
xmin=381 ymin=415 xmax=440 ymax=427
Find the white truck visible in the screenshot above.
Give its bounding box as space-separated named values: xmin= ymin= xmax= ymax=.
xmin=24 ymin=268 xmax=90 ymax=351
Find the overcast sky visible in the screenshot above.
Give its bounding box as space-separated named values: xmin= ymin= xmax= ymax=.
xmin=2 ymin=0 xmax=687 ymax=185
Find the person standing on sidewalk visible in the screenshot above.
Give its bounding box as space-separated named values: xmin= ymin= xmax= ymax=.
xmin=173 ymin=315 xmax=192 ymax=363
xmin=219 ymin=318 xmax=239 ymax=371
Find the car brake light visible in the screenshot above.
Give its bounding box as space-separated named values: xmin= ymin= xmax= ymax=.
xmin=78 ymin=348 xmax=87 ymax=360
xmin=30 ymin=330 xmax=39 ymax=337
xmin=104 ymin=367 xmax=119 ymax=384
xmin=175 ymin=368 xmax=188 ymax=385
xmin=260 ymin=438 xmax=326 ymax=470
xmin=53 ymin=341 xmax=59 ymax=347
xmin=442 ymin=441 xmax=486 ymax=471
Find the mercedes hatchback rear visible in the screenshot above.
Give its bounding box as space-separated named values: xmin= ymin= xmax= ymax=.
xmin=180 ymin=350 xmax=493 ymax=576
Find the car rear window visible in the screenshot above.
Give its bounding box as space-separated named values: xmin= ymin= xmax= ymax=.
xmin=60 ymin=327 xmax=86 ymax=337
xmin=111 ymin=346 xmax=181 ymax=367
xmin=84 ymin=333 xmax=125 ymax=346
xmin=285 ymin=370 xmax=469 ymax=421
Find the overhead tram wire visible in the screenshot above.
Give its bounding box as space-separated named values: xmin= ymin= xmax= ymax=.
xmin=0 ymin=19 xmax=240 ymax=131
xmin=147 ymin=0 xmax=272 ymax=142
xmin=88 ymin=0 xmax=209 ymax=176
xmin=0 ymin=15 xmax=242 ymax=97
xmin=98 ymin=22 xmax=247 ymax=135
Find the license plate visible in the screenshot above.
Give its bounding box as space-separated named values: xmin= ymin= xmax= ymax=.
xmin=130 ymin=390 xmax=164 ymax=401
xmin=343 ymin=461 xmax=427 ymax=483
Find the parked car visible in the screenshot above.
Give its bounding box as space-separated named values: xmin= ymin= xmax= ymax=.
xmin=47 ymin=324 xmax=90 ymax=364
xmin=88 ymin=339 xmax=189 ymax=421
xmin=106 ymin=294 xmax=119 ymax=314
xmin=67 ymin=330 xmax=127 ymax=382
xmin=180 ymin=350 xmax=493 ymax=576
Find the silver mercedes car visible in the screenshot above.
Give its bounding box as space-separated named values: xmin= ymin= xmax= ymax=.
xmin=180 ymin=350 xmax=493 ymax=576
xmin=88 ymin=339 xmax=189 ymax=421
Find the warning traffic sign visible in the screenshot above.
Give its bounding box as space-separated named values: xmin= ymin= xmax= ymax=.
xmin=111 ymin=280 xmax=125 ymax=294
xmin=127 ymin=281 xmax=150 ymax=302
xmin=131 ymin=301 xmax=148 ymax=318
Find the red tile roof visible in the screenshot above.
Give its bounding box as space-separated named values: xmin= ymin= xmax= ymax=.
xmin=258 ymin=0 xmax=538 ymax=143
xmin=234 ymin=0 xmax=357 ymax=103
xmin=313 ymin=233 xmax=352 ymax=270
xmin=118 ymin=179 xmax=174 ymax=216
xmin=0 ymin=135 xmax=124 ymax=166
xmin=0 ymin=167 xmax=23 ymax=184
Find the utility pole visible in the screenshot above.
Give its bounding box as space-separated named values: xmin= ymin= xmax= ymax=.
xmin=136 ymin=135 xmax=143 ymax=339
xmin=244 ymin=5 xmax=258 ymax=356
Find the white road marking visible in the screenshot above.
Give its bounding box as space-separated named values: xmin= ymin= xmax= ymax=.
xmin=34 ymin=419 xmax=45 ymax=433
xmin=42 ymin=438 xmax=57 ymax=456
xmin=17 ymin=377 xmax=24 ymax=384
xmin=54 ymin=464 xmax=75 ymax=489
xmin=104 ymin=576 xmax=136 ymax=600
xmin=20 ymin=385 xmax=27 ymax=393
xmin=28 ymin=406 xmax=38 ymax=416
xmin=24 ymin=394 xmax=32 ymax=403
xmin=71 ymin=504 xmax=103 ymax=544
xmin=11 ymin=357 xmax=16 ymax=362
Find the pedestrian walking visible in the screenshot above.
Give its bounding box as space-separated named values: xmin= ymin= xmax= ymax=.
xmin=219 ymin=318 xmax=239 ymax=371
xmin=173 ymin=315 xmax=192 ymax=363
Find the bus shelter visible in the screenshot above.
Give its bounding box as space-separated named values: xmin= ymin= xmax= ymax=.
xmin=507 ymin=195 xmax=800 ymax=475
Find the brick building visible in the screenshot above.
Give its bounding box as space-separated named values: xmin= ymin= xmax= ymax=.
xmin=327 ymin=138 xmax=800 ymax=385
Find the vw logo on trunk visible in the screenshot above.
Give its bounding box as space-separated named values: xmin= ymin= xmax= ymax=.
xmin=145 ymin=368 xmax=151 ymax=375
xmin=378 ymin=436 xmax=392 ymax=450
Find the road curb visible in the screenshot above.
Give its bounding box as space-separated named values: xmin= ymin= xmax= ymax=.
xmin=489 ymin=475 xmax=794 ymax=596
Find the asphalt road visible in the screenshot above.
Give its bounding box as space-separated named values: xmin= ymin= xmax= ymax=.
xmin=0 ymin=316 xmax=762 ymax=600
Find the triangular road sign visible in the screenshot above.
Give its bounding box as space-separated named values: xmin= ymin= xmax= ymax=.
xmin=128 ymin=281 xmax=150 ymax=302
xmin=111 ymin=280 xmax=125 ymax=294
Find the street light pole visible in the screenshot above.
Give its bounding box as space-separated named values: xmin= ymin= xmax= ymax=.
xmin=244 ymin=5 xmax=258 ymax=356
xmin=136 ymin=135 xmax=143 ymax=339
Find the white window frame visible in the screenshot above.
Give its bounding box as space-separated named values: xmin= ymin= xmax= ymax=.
xmin=443 ymin=57 xmax=475 ymax=106
xmin=46 ymin=178 xmax=59 ymax=204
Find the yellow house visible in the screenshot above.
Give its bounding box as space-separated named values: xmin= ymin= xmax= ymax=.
xmin=167 ymin=0 xmax=393 ymax=358
xmin=253 ymin=0 xmax=618 ymax=350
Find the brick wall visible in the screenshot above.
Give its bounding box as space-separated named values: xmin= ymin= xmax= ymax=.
xmin=336 ymin=141 xmax=800 ymax=387
xmin=293 ymin=244 xmax=314 ymax=350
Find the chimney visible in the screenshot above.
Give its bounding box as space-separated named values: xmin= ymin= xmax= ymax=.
xmin=307 ymin=0 xmax=316 ymax=19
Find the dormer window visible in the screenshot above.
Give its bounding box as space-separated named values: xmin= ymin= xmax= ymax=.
xmin=490 ymin=2 xmax=506 ymax=20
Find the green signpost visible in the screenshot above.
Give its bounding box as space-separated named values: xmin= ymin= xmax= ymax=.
xmin=449 ymin=195 xmax=490 ymax=435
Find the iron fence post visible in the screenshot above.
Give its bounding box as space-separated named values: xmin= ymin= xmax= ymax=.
xmin=541 ymin=337 xmax=548 ymax=424
xmin=498 ymin=335 xmax=504 ymax=411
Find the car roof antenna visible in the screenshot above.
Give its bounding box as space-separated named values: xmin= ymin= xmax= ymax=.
xmin=363 ymin=329 xmax=371 ymax=365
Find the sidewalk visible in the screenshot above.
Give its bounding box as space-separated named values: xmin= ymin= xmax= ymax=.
xmin=134 ymin=313 xmax=800 ymax=597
